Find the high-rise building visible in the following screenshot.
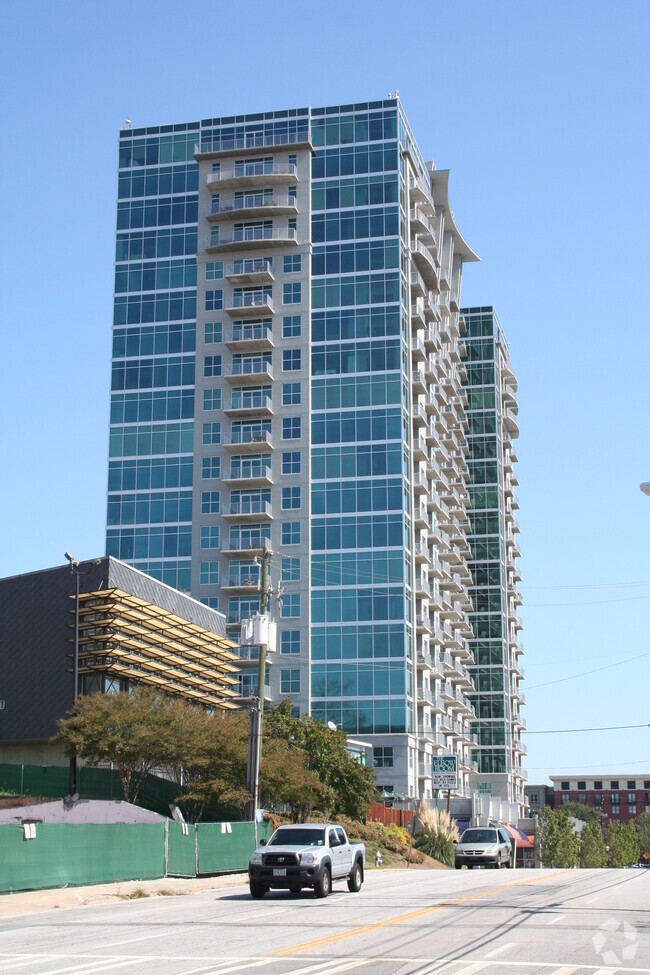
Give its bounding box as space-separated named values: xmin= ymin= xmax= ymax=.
xmin=461 ymin=307 xmax=526 ymax=807
xmin=107 ymin=98 xmax=517 ymax=800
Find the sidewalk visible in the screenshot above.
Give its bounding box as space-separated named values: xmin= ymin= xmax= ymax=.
xmin=0 ymin=873 xmax=248 ymax=919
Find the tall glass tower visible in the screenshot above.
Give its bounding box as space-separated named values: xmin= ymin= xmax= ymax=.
xmin=107 ymin=98 xmax=493 ymax=800
xmin=462 ymin=307 xmax=526 ymax=808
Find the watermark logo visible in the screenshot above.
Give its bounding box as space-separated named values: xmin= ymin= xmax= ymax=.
xmin=593 ymin=918 xmax=638 ymax=966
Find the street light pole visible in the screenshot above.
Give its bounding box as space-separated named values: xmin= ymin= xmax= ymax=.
xmin=64 ymin=552 xmax=80 ymax=796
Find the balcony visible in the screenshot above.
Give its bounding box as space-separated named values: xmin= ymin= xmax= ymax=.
xmin=223 ymin=430 xmax=273 ymax=453
xmin=414 ymin=502 xmax=429 ymax=530
xmin=222 ymin=464 xmax=273 ymax=488
xmin=412 ymin=368 xmax=426 ymax=395
xmin=206 ymin=227 xmax=298 ymax=253
xmin=410 ymin=204 xmax=437 ymax=242
xmin=412 ymin=336 xmax=427 ymax=364
xmin=414 ymin=542 xmax=431 ymax=565
xmin=412 ymin=401 xmax=427 ymax=428
xmin=221 ymin=538 xmax=269 ymax=557
xmin=225 ymin=323 xmax=274 ymax=352
xmin=221 ymin=574 xmax=261 ymax=593
xmin=224 ymin=361 xmax=273 ymax=384
xmin=415 ymin=614 xmax=432 ymax=635
xmin=206 ymin=195 xmax=298 ymax=222
xmin=411 ymin=300 xmax=426 ymax=330
xmin=223 ymin=394 xmax=273 ymax=418
xmin=411 ymin=239 xmax=440 ymax=292
xmin=410 ymin=268 xmax=426 ymax=298
xmin=196 ymin=131 xmax=312 ymax=160
xmin=224 ymin=292 xmax=274 ymax=317
xmin=207 ymin=163 xmax=298 ymax=191
xmin=504 ymin=407 xmax=520 ymax=437
xmin=222 ymin=499 xmax=272 ymax=522
xmin=225 ymin=259 xmax=274 ymax=285
xmin=416 ymin=576 xmax=432 ymax=599
xmin=409 ymin=172 xmax=432 ymax=206
xmin=412 ymin=470 xmax=429 ymax=495
xmin=412 ymin=434 xmax=427 ymax=462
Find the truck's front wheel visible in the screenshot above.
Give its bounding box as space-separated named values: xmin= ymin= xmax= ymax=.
xmin=347 ymin=861 xmax=363 ymax=892
xmin=314 ymin=866 xmax=331 ymax=898
xmin=249 ymin=882 xmax=267 ymax=899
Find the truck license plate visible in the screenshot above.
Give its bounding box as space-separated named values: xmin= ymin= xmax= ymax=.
xmin=273 ymin=868 xmax=286 ymax=876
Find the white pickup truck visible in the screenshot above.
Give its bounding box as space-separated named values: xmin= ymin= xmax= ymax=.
xmin=248 ymin=823 xmax=365 ymax=898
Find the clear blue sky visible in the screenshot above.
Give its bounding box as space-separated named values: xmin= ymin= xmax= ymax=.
xmin=1 ymin=0 xmax=648 ymax=784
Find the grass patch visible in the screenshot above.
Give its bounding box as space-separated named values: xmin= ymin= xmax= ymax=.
xmin=118 ymin=887 xmax=150 ymax=900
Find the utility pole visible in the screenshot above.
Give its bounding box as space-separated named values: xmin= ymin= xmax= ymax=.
xmin=248 ymin=540 xmax=272 ymax=844
xmin=256 ymin=540 xmax=271 ymax=718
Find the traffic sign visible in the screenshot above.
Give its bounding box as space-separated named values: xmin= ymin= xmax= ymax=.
xmin=432 ymin=755 xmax=458 ymax=790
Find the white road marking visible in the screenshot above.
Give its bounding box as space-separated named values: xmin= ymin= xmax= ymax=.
xmin=448 ymin=965 xmax=486 ymax=975
xmin=32 ymin=959 xmax=148 ymax=975
xmin=90 ymin=932 xmax=171 ymax=951
xmin=547 ymin=915 xmax=565 ymax=925
xmin=0 ymin=957 xmax=58 ymax=972
xmin=286 ymin=960 xmax=368 ymax=975
xmin=485 ymin=943 xmax=518 ymax=959
xmin=548 ymin=968 xmax=579 ymax=975
xmin=585 ymin=896 xmax=600 ymax=903
xmin=198 ymin=961 xmax=273 ymax=975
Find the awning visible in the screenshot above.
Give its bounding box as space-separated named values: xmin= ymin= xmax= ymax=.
xmin=501 ymin=824 xmax=534 ymax=849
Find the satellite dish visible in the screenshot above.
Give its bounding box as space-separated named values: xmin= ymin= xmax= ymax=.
xmin=327 ymin=721 xmax=337 ymax=732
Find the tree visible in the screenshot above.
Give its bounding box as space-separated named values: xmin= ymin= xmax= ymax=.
xmin=260 ymin=736 xmax=324 ymax=822
xmin=164 ymin=703 xmax=251 ymax=822
xmin=579 ymin=819 xmax=607 ymax=868
xmin=536 ymin=808 xmax=580 ymax=868
xmin=561 ymin=802 xmax=601 ymax=826
xmin=633 ymin=811 xmax=650 ymax=862
xmin=265 ymin=700 xmax=376 ymax=820
xmin=605 ymin=820 xmax=640 ymax=867
xmin=54 ymin=688 xmax=174 ymax=804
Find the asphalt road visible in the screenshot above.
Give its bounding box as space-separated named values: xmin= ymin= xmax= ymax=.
xmin=1 ymin=868 xmax=648 ymax=975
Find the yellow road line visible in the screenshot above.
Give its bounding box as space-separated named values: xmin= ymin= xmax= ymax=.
xmin=273 ymin=872 xmax=568 ymax=957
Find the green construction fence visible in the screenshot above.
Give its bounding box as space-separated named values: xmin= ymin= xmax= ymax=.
xmin=0 ymin=819 xmax=272 ymax=893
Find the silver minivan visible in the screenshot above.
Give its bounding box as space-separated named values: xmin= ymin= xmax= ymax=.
xmin=455 ymin=826 xmax=513 ymax=869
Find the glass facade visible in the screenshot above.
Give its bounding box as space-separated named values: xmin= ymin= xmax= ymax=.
xmin=462 ymin=306 xmax=526 ymax=804
xmin=107 ymin=102 xmax=525 ymax=801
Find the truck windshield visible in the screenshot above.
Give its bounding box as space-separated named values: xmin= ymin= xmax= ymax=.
xmin=460 ymin=829 xmax=498 ymax=843
xmin=268 ymin=827 xmax=326 ymax=846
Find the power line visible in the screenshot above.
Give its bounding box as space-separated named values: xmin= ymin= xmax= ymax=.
xmin=521 ymin=580 xmax=650 ymax=591
xmin=526 ymin=649 xmax=650 ymax=689
xmin=526 ymin=758 xmax=650 ymax=771
xmin=524 ymin=593 xmax=650 ymax=607
xmin=523 ymin=723 xmax=649 ymax=735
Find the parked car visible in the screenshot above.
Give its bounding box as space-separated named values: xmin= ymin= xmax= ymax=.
xmin=248 ymin=823 xmax=365 ymax=898
xmin=455 ymin=826 xmax=513 ymax=869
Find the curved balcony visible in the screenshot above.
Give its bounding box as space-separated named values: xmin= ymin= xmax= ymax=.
xmin=206 ymin=196 xmax=298 ymax=222
xmin=206 ymin=227 xmax=298 ymax=254
xmin=223 ymin=429 xmax=273 ymax=453
xmin=222 ymin=499 xmax=272 ymax=522
xmin=225 ymin=323 xmax=274 ymax=352
xmin=196 ymin=132 xmax=312 ymax=161
xmin=207 ymin=163 xmax=298 ymax=192
xmin=222 ymin=464 xmax=273 ymax=488
xmin=224 ymin=292 xmax=274 ymax=317
xmin=224 ymin=361 xmax=273 ymax=385
xmin=226 ymin=259 xmax=274 ymax=285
